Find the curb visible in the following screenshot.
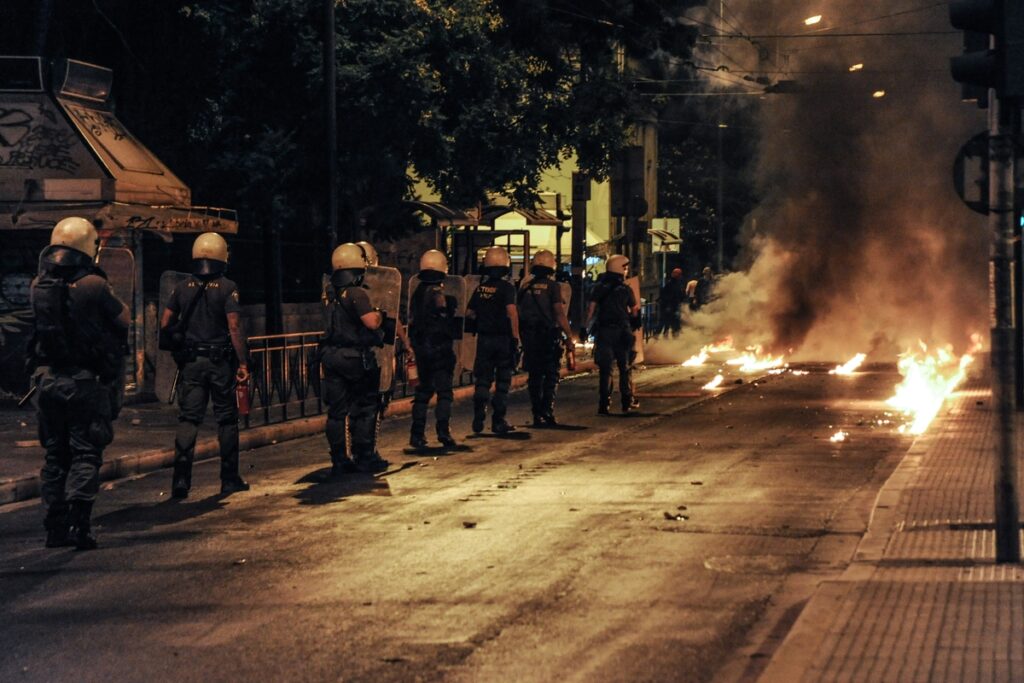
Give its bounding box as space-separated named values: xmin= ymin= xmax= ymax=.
xmin=0 ymin=362 xmax=595 ymax=507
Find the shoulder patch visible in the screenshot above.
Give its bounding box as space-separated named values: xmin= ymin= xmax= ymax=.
xmin=231 ymin=290 xmax=240 ymax=302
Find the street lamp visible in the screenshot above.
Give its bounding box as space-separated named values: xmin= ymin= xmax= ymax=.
xmin=849 ymin=63 xmax=864 ymax=72
xmin=803 ymin=15 xmax=822 ymax=26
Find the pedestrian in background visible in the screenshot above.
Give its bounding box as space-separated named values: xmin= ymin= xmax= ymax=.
xmin=29 ymin=217 xmax=129 ymax=550
xmin=519 ymin=250 xmax=576 ymax=426
xmin=586 ymin=254 xmax=638 ymax=415
xmin=657 ymin=267 xmax=685 ymax=337
xmin=694 ymin=266 xmax=716 ymax=309
xmin=466 ymin=246 xmax=520 ymax=435
xmin=160 ymin=232 xmax=250 ymax=499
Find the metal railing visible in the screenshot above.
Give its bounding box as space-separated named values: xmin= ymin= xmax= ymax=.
xmin=244 ymin=332 xmax=323 ymax=428
xmin=243 ymin=331 xmax=591 ymax=429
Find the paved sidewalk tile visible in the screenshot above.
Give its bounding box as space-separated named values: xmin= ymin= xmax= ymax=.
xmin=761 ymin=365 xmax=1024 ymax=682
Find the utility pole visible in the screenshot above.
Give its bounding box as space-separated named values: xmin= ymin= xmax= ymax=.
xmin=571 ymin=172 xmax=589 ymax=331
xmin=989 ymin=93 xmax=1020 ymax=562
xmin=325 ymin=0 xmax=339 ymax=248
xmin=715 ymin=0 xmax=725 ymax=273
xmin=950 ymin=0 xmax=1024 ymax=564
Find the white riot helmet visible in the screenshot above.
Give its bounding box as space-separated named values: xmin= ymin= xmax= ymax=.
xmin=531 ymin=249 xmax=556 ymax=275
xmin=606 ymin=254 xmax=629 ymax=276
xmin=419 ymin=249 xmax=448 ymax=282
xmin=482 ymin=245 xmax=511 ymax=278
xmin=45 ymin=217 xmax=99 ymax=266
xmin=330 ymin=243 xmax=367 ymax=287
xmin=356 ymin=241 xmax=379 ymax=267
xmin=192 ymin=232 xmax=229 ymax=277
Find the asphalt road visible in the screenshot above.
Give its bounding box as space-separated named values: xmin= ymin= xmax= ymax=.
xmin=0 ymin=362 xmax=912 ymax=682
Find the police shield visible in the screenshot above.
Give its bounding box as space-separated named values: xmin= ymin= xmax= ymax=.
xmin=407 ymin=273 xmax=467 ymax=375
xmin=361 ymin=265 xmax=402 ymax=393
xmin=626 ymin=275 xmax=644 ymax=364
xmin=460 ymin=274 xmax=481 ymax=372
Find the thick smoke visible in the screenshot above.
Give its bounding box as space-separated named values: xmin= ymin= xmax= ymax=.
xmin=652 ymin=1 xmax=988 ymax=363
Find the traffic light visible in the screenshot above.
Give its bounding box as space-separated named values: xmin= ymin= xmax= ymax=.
xmin=950 ymin=0 xmax=1024 ymax=99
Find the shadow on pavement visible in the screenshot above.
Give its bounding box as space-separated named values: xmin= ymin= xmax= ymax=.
xmin=293 ymin=468 xmax=390 ymax=505
xmin=524 ymin=423 xmax=588 ymax=431
xmin=465 ymin=432 xmax=532 ymax=441
xmin=93 ymin=496 xmax=227 ymax=531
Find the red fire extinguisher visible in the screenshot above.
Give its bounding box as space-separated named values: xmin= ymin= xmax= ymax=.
xmin=236 ymin=374 xmax=251 ymax=416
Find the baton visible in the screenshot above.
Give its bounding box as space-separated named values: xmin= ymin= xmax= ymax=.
xmin=167 ymin=368 xmax=180 ymax=404
xmin=18 ymin=385 xmax=37 ymax=408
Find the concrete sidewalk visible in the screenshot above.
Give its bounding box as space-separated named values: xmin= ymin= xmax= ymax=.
xmin=0 ymin=362 xmax=595 ymax=506
xmin=760 ymin=364 xmax=1024 ymax=682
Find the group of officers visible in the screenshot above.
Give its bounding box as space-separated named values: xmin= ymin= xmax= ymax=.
xmin=27 ymin=218 xmax=642 ymax=550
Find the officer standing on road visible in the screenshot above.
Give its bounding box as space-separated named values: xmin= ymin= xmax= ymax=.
xmin=585 ymin=254 xmax=638 ymax=415
xmin=518 ymin=250 xmax=575 ymax=427
xmin=29 ymin=217 xmax=129 ymax=550
xmin=319 ymin=243 xmax=388 ymax=475
xmin=161 ymin=232 xmax=250 ymax=498
xmin=467 ymin=246 xmax=520 ymax=435
xmin=408 ymin=250 xmax=458 ymax=449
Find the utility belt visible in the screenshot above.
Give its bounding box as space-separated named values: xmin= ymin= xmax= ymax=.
xmin=322 ymin=343 xmax=376 ymax=371
xmin=184 ymin=342 xmax=234 ymax=364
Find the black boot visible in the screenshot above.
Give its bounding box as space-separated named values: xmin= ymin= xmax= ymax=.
xmin=410 ymin=420 xmax=428 ymax=449
xmin=171 ymin=461 xmax=192 ymax=499
xmin=354 ymin=448 xmax=389 ymax=474
xmin=330 ymin=454 xmax=358 ymax=477
xmin=598 ymin=399 xmax=611 ymax=416
xmin=437 ymin=421 xmax=457 ymax=449
xmin=68 ymin=500 xmax=97 ymax=551
xmin=44 ymin=506 xmax=72 ymax=548
xmin=220 ymin=476 xmax=250 ymax=495
xmin=472 ymin=400 xmax=486 ymax=434
xmin=491 ymin=418 xmax=515 ymax=435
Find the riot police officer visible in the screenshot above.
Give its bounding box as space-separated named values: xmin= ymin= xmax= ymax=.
xmin=30 ymin=217 xmax=129 ymax=549
xmin=518 ymin=250 xmax=575 ymax=426
xmin=320 ymin=243 xmax=388 ymax=474
xmin=161 ymin=232 xmax=250 ymax=498
xmin=585 ymin=254 xmax=638 ymax=415
xmin=408 ymin=250 xmax=458 ymax=449
xmin=467 ymin=246 xmax=520 ymax=434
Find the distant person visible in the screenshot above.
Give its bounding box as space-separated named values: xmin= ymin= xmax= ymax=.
xmin=657 ymin=268 xmax=685 ymax=337
xmin=694 ymin=266 xmax=716 ymax=309
xmin=161 ymin=232 xmax=250 ymax=499
xmin=685 ymin=277 xmax=699 ymax=311
xmin=30 ymin=217 xmax=129 ymax=550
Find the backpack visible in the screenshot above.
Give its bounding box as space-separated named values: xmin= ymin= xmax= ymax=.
xmin=29 ymin=270 xmax=77 ymax=371
xmin=29 ymin=267 xmax=125 ymax=382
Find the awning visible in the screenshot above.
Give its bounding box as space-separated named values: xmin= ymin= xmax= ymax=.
xmin=0 ymin=56 xmax=237 ymax=234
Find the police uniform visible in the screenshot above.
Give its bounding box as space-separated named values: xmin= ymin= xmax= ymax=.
xmin=408 ymin=278 xmax=458 ymax=445
xmin=166 ymin=275 xmax=245 ymax=492
xmin=32 ymin=263 xmax=126 ymax=549
xmin=590 ymin=272 xmax=637 ymax=412
xmin=518 ymin=274 xmax=564 ymax=424
xmin=468 ymin=276 xmax=518 ymax=432
xmin=320 ymin=283 xmax=385 ymax=472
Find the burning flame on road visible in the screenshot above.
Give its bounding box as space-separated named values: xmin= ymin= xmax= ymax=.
xmin=887 ymin=343 xmax=974 ymax=435
xmin=725 ymin=346 xmax=786 ymax=373
xmin=682 ymin=337 xmax=734 ymax=366
xmin=830 ymin=431 xmax=848 ymax=443
xmin=830 ymin=353 xmax=866 ymax=375
xmin=703 ymin=374 xmax=725 ymax=390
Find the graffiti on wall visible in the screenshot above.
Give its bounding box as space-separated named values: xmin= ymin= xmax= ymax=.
xmin=0 ymin=104 xmax=79 ymax=173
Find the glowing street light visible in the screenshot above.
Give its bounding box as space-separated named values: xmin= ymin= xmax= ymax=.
xmin=849 ymin=63 xmax=864 ymax=72
xmin=804 ymin=15 xmax=822 ymax=26
xmin=872 ymin=90 xmax=886 ymax=98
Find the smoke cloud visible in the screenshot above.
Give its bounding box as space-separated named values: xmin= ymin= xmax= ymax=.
xmin=653 ymin=1 xmax=988 ymax=363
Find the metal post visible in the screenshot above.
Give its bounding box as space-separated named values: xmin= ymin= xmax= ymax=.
xmin=715 ymin=0 xmax=725 ymax=273
xmin=989 ymin=93 xmax=1021 ymax=563
xmin=325 ymin=0 xmax=339 ymax=248
xmin=570 ymin=172 xmax=588 ymax=330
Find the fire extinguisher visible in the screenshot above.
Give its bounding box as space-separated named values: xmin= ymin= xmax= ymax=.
xmin=236 ymin=373 xmax=251 ymax=416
